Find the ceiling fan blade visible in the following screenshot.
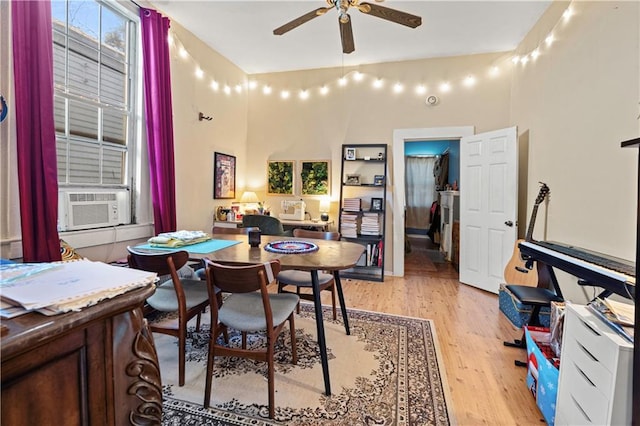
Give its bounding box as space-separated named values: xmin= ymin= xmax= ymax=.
xmin=339 ymin=14 xmax=355 ymax=54
xmin=273 ymin=7 xmax=333 ymax=35
xmin=358 ymin=2 xmax=422 ymax=28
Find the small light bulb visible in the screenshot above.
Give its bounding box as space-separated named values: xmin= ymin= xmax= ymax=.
xmin=248 ymin=80 xmax=258 ymax=90
xmin=210 ymin=80 xmax=219 ymax=91
xmin=281 ymin=90 xmax=290 ymax=99
xmin=195 ymin=67 xmax=204 ymax=79
xmin=545 ymin=34 xmax=554 ymax=47
xmin=263 ymin=85 xmax=272 ymax=95
xmin=531 ymin=49 xmax=540 ymax=60
xmin=439 ymin=82 xmax=451 ymax=92
xmin=415 ymin=84 xmax=427 ymax=95
xmin=511 ymin=55 xmax=520 ymax=64
xmin=520 ymin=55 xmax=529 ymax=65
xmin=299 ymin=90 xmax=309 ymax=100
xmin=179 ymin=47 xmax=188 ymax=59
xmin=223 ymin=85 xmax=231 ymax=95
xmin=373 ymin=78 xmax=383 ymax=89
xmin=489 ymin=66 xmax=500 ymax=76
xmin=393 ymin=83 xmax=403 ymax=93
xmin=338 ymin=77 xmax=347 ymax=87
xmin=320 ymin=86 xmax=329 ymax=95
xmin=463 ymin=75 xmax=476 ymax=87
xmin=353 ymin=71 xmax=363 ymax=81
xmin=235 ymin=84 xmax=242 ymax=93
xmin=562 ymin=7 xmax=573 ymax=22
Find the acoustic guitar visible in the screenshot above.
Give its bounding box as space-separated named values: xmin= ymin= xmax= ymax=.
xmin=503 ymin=182 xmax=550 ymax=286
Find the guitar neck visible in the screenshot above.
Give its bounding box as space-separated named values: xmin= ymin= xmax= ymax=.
xmin=524 ymin=204 xmax=540 ymax=241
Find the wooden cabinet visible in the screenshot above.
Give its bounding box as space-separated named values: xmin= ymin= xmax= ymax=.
xmin=555 ymin=304 xmax=633 ymax=426
xmin=1 ymin=285 xmax=162 ymax=426
xmin=338 ymin=143 xmax=387 ymax=282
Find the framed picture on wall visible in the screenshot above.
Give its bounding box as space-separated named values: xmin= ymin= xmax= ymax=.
xmin=214 ymin=152 xmax=236 ymax=199
xmin=267 ymin=160 xmax=295 ymax=195
xmin=300 ymin=160 xmax=330 ymax=195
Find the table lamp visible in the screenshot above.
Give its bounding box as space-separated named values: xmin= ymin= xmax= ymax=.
xmin=240 ymin=191 xmax=260 ymax=213
xmin=319 ymin=198 xmax=330 ymax=222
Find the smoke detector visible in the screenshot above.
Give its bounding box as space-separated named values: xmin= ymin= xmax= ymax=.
xmin=425 ymin=95 xmax=439 ymax=106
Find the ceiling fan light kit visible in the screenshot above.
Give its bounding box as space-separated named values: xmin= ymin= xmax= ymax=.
xmin=273 ymin=0 xmax=422 ymax=54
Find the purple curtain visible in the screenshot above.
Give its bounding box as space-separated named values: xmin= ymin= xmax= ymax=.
xmin=140 ymin=8 xmax=177 ymax=234
xmin=11 ymin=0 xmax=61 ymax=262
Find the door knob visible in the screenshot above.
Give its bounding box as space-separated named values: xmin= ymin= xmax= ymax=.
xmin=504 ymin=220 xmax=514 ymax=227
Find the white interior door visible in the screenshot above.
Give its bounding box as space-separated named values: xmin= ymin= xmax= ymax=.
xmin=459 ymin=127 xmax=518 ymax=294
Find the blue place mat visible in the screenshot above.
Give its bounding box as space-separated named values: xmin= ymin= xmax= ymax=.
xmin=134 ymin=239 xmax=241 ymax=254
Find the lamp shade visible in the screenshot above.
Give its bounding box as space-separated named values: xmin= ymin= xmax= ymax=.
xmin=319 ymin=198 xmax=330 ymax=212
xmin=240 ymin=191 xmax=259 ymax=203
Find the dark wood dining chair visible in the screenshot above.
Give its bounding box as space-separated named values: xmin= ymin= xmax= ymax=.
xmin=127 ymin=247 xmax=210 ymax=386
xmin=276 ymin=228 xmax=340 ymax=320
xmin=203 ymin=259 xmax=299 ymax=419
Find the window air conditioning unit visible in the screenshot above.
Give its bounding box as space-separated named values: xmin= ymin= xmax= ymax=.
xmin=58 ymin=190 xmax=131 ymax=231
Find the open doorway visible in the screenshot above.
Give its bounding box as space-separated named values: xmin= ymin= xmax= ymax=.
xmin=392 ymin=127 xmax=474 ymax=277
xmin=404 ymin=141 xmax=459 ymax=265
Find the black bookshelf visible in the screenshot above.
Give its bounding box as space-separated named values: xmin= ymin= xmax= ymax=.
xmin=621 ymin=136 xmax=640 ymax=426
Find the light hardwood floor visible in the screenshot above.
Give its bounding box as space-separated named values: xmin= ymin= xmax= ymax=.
xmin=325 ymin=235 xmax=544 ymax=425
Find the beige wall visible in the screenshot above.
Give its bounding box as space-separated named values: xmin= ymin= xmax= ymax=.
xmin=510 ymin=1 xmax=639 ymax=301
xmin=245 ymin=52 xmax=514 ymax=274
xmin=167 ymin=20 xmax=249 ymax=233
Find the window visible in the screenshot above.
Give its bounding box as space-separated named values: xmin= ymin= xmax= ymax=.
xmin=52 ymin=0 xmax=138 ymax=222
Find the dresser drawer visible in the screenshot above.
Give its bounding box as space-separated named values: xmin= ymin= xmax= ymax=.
xmin=567 ymin=311 xmax=618 ymax=371
xmin=557 ymin=394 xmax=598 ymax=426
xmin=560 ymin=356 xmax=609 ymax=425
xmin=562 ymin=334 xmax=613 ymax=395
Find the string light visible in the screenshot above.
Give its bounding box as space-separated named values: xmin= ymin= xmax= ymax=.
xmin=463 ymin=75 xmax=476 ymax=87
xmin=167 ymin=1 xmax=575 ymax=102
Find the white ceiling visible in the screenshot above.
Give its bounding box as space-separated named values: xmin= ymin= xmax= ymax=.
xmin=149 ymin=1 xmax=552 ymax=75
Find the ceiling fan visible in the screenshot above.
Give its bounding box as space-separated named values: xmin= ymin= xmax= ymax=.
xmin=273 ymin=0 xmax=422 ymax=54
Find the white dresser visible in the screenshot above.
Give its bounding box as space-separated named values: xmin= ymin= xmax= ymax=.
xmin=555 ymin=303 xmax=633 ymax=425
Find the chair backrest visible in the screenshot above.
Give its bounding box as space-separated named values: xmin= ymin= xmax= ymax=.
xmin=205 ymin=259 xmax=281 ymax=294
xmin=242 ymin=215 xmax=286 ymax=236
xmin=127 ymin=247 xmax=189 ymax=276
xmin=211 ymin=226 xmax=260 ymax=235
xmin=293 ymin=228 xmax=340 ymax=241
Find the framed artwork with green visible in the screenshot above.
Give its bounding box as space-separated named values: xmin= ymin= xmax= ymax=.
xmin=267 ymin=160 xmax=295 ymax=195
xmin=300 ymin=160 xmax=330 ymax=196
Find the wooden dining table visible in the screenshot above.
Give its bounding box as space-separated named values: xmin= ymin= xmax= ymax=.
xmin=185 ymin=233 xmax=365 ymax=396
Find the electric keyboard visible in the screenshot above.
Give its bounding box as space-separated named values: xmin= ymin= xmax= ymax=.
xmin=519 ymin=240 xmax=636 ymax=299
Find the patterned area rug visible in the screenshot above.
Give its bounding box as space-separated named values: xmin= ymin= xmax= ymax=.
xmin=156 ymin=304 xmax=453 ymax=425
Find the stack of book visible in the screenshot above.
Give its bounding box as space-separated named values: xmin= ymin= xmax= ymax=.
xmin=340 ymin=213 xmax=359 ymax=238
xmin=342 ymin=198 xmax=361 ymax=212
xmin=0 ymin=259 xmax=157 ymax=318
xmin=360 ymin=213 xmax=380 ymax=236
xmin=586 ymin=297 xmax=634 ymax=343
